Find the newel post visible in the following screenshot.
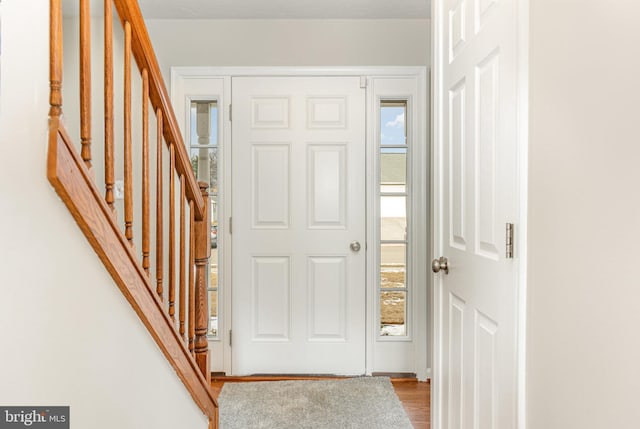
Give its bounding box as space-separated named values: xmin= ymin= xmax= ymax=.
xmin=194 ymin=181 xmax=211 ymax=383
xmin=49 ymin=0 xmax=63 ymax=119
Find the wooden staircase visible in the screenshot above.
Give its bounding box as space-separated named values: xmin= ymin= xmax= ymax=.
xmin=47 ymin=0 xmax=218 ymax=426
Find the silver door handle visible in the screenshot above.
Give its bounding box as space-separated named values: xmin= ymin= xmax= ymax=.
xmin=431 ymin=256 xmax=449 ymax=274
xmin=350 ymin=241 xmax=361 ymax=252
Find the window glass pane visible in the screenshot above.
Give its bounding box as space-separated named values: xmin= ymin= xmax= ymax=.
xmin=190 ymin=100 xmax=220 ymax=338
xmin=190 ymin=104 xmax=196 ymax=145
xmin=190 ymin=101 xmax=218 ymax=146
xmin=380 ymin=291 xmax=406 ymax=336
xmin=380 ymin=102 xmax=407 ymax=146
xmin=380 ymin=243 xmax=406 ymax=289
xmin=210 ymin=105 xmax=218 ymax=145
xmin=210 ymin=193 xmax=218 ymax=241
xmin=379 ymin=100 xmax=408 ymax=337
xmin=380 ymin=148 xmax=407 ymax=188
xmin=208 ymin=290 xmax=218 ymax=336
xmin=210 ymin=244 xmax=218 ymax=287
xmin=190 ymin=148 xmax=218 ymax=193
xmin=380 ymin=196 xmax=406 ymax=241
xmin=208 ymin=209 xmax=219 ymax=337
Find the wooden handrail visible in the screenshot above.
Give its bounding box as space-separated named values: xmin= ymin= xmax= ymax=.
xmin=112 ymin=0 xmax=204 ymax=221
xmin=47 ymin=0 xmax=216 ymax=426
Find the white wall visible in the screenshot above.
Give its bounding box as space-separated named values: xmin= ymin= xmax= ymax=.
xmin=145 ymin=19 xmax=431 ymax=82
xmin=527 ymin=1 xmax=640 ymax=428
xmin=0 ymin=2 xmax=207 ymax=428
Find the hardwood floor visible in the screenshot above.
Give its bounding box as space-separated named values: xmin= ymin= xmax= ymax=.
xmin=210 ymin=377 xmax=430 ymax=428
xmin=391 ymin=379 xmax=430 ymax=428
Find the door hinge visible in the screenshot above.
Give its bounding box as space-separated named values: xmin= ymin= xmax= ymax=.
xmin=360 ymin=76 xmax=368 ymax=89
xmin=505 ymin=223 xmax=514 ymax=259
xmin=229 ymin=330 xmax=232 ymax=347
xmin=229 ymin=104 xmax=232 ymax=121
xmin=229 ymin=217 xmax=233 ymax=234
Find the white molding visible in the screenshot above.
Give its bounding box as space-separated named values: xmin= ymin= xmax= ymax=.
xmin=419 ymin=68 xmax=431 ymax=382
xmin=170 ymin=73 xmax=233 ymax=375
xmin=364 ymin=72 xmax=429 ymax=380
xmin=365 ymin=79 xmax=376 ymax=377
xmin=172 ymin=66 xmax=426 ymax=79
xmin=515 ymin=0 xmax=530 ymax=428
xmin=431 ymin=2 xmax=444 ymax=429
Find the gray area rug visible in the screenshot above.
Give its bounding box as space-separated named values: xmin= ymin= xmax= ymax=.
xmin=218 ymin=377 xmax=414 ymax=429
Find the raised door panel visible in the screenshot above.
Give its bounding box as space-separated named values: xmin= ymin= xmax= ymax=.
xmin=474 ymin=310 xmax=498 ymax=429
xmin=449 ymin=0 xmax=467 ymax=62
xmin=307 ymin=144 xmax=347 ymax=229
xmin=252 ymin=144 xmax=290 ymax=229
xmin=447 ymin=293 xmax=466 ymax=429
xmin=474 ymin=51 xmax=500 ymax=260
xmin=307 ymin=97 xmax=347 ymax=129
xmin=307 ymin=256 xmax=347 ymax=341
xmin=251 ymin=97 xmax=289 ymax=129
xmin=474 ymin=0 xmax=498 ymax=32
xmin=449 ymin=79 xmax=467 ymax=250
xmin=252 ymin=256 xmax=291 ymax=341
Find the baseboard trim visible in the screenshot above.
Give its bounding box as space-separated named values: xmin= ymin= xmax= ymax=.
xmin=372 ymin=372 xmax=417 ymax=379
xmin=211 ymin=373 xmax=421 ymax=383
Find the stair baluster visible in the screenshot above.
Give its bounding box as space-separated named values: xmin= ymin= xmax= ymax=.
xmin=142 ymin=69 xmax=150 ymax=274
xmin=79 ymin=0 xmax=92 ymax=169
xmin=169 ymin=143 xmax=176 ymax=322
xmin=123 ymin=21 xmax=134 ymax=245
xmin=104 ymin=0 xmax=115 ymax=211
xmin=180 ymin=175 xmax=187 ymax=340
xmin=189 ymin=200 xmax=196 ymax=355
xmin=156 ymin=109 xmax=164 ymax=299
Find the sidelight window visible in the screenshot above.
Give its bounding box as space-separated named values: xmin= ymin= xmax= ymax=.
xmin=379 ymin=101 xmax=409 ymax=337
xmin=189 ymin=101 xmax=219 ymax=338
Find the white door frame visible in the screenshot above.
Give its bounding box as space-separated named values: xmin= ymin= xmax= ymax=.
xmin=172 ymin=66 xmax=429 ymax=379
xmin=431 ymin=0 xmax=529 ymax=427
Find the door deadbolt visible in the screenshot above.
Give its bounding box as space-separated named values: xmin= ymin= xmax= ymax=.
xmin=350 ymin=241 xmax=362 ymax=252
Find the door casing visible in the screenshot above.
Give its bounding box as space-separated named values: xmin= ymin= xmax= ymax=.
xmin=171 ymin=66 xmax=429 ymax=380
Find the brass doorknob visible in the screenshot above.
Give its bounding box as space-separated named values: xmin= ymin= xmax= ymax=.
xmin=431 ymin=257 xmax=449 ymax=274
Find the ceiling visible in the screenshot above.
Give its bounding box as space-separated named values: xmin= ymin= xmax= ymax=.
xmin=135 ymin=0 xmax=431 ymax=19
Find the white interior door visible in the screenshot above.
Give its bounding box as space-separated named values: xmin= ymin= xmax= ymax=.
xmin=434 ymin=0 xmax=521 ymax=427
xmin=232 ymin=76 xmax=366 ymax=375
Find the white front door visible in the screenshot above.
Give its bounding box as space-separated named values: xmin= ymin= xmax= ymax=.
xmin=232 ymin=76 xmax=366 ymax=375
xmin=433 ymin=0 xmax=521 ymax=427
